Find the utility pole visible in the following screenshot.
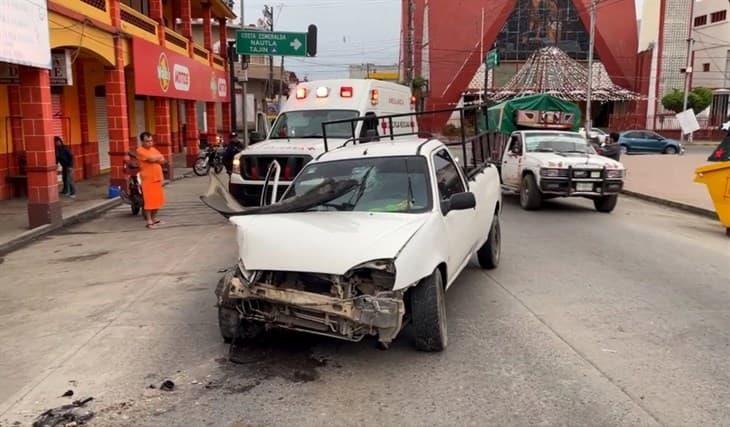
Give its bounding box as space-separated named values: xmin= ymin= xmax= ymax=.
xmin=585 ymin=0 xmax=598 ymax=132
xmin=264 ymin=5 xmax=274 ymax=100
xmin=405 ymin=0 xmax=414 ymax=84
xmin=481 ymin=8 xmax=486 ymax=104
xmin=680 ymin=37 xmax=695 ymax=144
xmin=240 ymin=0 xmax=249 ymax=146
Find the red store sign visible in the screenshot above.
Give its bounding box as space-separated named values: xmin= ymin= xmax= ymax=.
xmin=132 ymin=38 xmax=229 ymax=102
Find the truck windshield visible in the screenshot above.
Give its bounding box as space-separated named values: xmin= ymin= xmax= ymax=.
xmin=525 ymin=133 xmax=595 ymax=154
xmin=270 ymin=110 xmax=359 ymax=139
xmin=284 ymin=156 xmax=432 ymax=213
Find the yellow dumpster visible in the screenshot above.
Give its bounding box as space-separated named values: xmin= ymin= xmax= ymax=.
xmin=694 ymin=161 xmax=730 ymax=236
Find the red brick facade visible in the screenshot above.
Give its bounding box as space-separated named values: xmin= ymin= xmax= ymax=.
xmin=106 ymin=38 xmax=131 ymax=190
xmin=184 ymin=101 xmax=199 ymax=167
xmin=19 ymin=67 xmax=62 ymax=228
xmin=154 ymin=98 xmax=174 ymax=179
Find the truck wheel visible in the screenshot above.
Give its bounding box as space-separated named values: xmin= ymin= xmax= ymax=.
xmin=216 ymin=272 xmax=238 ymax=343
xmin=411 ymin=269 xmax=448 ymax=352
xmin=520 ymin=174 xmax=542 ymax=210
xmin=594 ymin=194 xmax=619 ymax=213
xmin=215 ymin=271 xmax=262 ymax=343
xmin=477 ymin=214 xmax=500 ymax=269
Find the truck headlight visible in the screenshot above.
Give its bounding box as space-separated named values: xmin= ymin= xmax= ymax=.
xmin=232 ymin=158 xmax=241 ymax=175
xmin=237 ymin=258 xmax=259 ymax=284
xmin=606 ymin=169 xmax=625 ymax=179
xmin=540 ymin=168 xmax=568 ymax=178
xmin=345 ymin=259 xmax=396 ymax=291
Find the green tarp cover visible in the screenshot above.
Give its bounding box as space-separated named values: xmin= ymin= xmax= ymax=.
xmin=487 ymin=94 xmax=582 ymax=135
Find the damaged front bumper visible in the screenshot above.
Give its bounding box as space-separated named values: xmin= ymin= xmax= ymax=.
xmin=227 ymin=276 xmax=406 ymax=344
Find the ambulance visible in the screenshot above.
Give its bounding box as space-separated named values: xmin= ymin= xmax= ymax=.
xmin=229 ymin=79 xmax=416 ymax=206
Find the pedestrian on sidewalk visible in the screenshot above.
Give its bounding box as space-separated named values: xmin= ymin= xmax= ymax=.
xmin=54 ymin=136 xmax=76 ymax=198
xmin=136 ymin=131 xmax=167 ymax=229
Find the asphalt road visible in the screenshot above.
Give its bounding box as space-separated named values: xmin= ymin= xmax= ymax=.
xmin=1 ymin=176 xmax=729 ymax=426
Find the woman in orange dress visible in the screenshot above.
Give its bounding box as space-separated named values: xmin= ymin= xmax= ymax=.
xmin=136 ymin=131 xmax=167 ymax=229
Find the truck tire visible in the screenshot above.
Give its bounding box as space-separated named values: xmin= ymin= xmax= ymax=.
xmin=215 ymin=272 xmax=238 ymax=343
xmin=477 ymin=213 xmax=500 ymax=269
xmin=520 ymin=174 xmax=542 ymax=210
xmin=411 ymin=269 xmax=448 ymax=352
xmin=594 ymin=194 xmax=618 ymax=213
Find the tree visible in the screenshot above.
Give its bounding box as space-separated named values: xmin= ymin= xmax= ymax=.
xmin=661 ymin=87 xmax=714 ymax=114
xmin=688 ymin=87 xmax=712 ymax=114
xmin=661 ymin=89 xmax=684 ymax=114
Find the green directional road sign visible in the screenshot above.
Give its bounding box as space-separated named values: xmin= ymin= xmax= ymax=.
xmin=486 ymin=49 xmax=499 ymax=69
xmin=236 ymin=30 xmax=308 ymax=56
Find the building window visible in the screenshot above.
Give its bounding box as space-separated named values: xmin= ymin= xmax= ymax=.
xmin=694 ymin=15 xmax=707 ymax=26
xmin=703 ymin=63 xmax=711 ymax=72
xmin=496 ymin=0 xmax=595 ymax=61
xmin=710 ymin=10 xmax=727 ymax=23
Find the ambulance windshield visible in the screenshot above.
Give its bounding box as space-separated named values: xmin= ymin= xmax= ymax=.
xmin=270 ymin=110 xmax=359 ymax=139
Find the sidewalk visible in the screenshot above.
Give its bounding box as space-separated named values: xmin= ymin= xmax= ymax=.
xmin=621 ymin=148 xmax=716 ymax=215
xmin=0 ymin=153 xmax=192 ymax=255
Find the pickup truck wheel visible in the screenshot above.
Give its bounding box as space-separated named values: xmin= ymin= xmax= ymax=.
xmin=216 ymin=272 xmax=238 ymax=343
xmin=477 ymin=214 xmax=501 ymax=269
xmin=411 ymin=270 xmax=448 ymax=352
xmin=594 ymin=194 xmax=619 ymax=213
xmin=520 ymin=174 xmax=542 ymax=210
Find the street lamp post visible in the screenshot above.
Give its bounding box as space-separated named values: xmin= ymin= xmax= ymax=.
xmin=680 ymin=38 xmax=695 ymax=144
xmin=585 ymin=0 xmax=598 ymax=133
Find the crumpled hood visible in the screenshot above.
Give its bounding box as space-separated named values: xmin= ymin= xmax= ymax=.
xmin=230 ymin=212 xmax=429 ymax=275
xmin=526 ymin=153 xmax=624 ymax=169
xmin=242 ymin=138 xmax=346 ymax=156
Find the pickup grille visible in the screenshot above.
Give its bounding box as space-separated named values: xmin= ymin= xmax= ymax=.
xmin=241 ymin=155 xmax=312 ymax=181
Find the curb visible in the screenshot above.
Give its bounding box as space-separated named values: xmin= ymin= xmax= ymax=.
xmin=621 ymin=189 xmax=718 ymax=220
xmin=0 ymin=172 xmax=196 ymax=256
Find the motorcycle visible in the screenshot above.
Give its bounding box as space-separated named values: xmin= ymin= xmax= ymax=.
xmin=193 ymin=144 xmax=225 ymax=176
xmin=121 ymin=151 xmax=143 ymax=216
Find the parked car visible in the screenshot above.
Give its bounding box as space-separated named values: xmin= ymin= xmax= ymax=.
xmin=579 ymin=127 xmax=609 ymax=144
xmin=617 ymin=130 xmax=684 ymax=155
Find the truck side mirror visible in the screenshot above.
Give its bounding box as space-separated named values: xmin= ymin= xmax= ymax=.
xmin=250 ymin=132 xmax=265 ymax=143
xmin=441 ymin=192 xmax=476 ymax=214
xmin=511 ymin=145 xmax=522 ymax=155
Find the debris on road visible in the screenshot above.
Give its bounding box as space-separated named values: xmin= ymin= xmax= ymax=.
xmin=601 ymin=348 xmax=618 ymax=353
xmin=33 ymin=397 xmax=94 ymax=427
xmin=160 ymin=380 xmax=175 ymax=391
xmin=60 ymin=390 xmax=74 ymax=398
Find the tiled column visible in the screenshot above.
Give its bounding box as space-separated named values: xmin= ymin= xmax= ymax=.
xmin=20 ymin=67 xmax=62 ymax=228
xmin=185 ymin=101 xmax=198 ymax=167
xmin=180 ymin=0 xmax=192 ymax=40
xmin=203 ymin=5 xmax=213 ymax=51
xmin=154 ymin=98 xmax=174 ymax=179
xmin=106 ymin=0 xmax=129 ymax=190
xmin=221 ymin=102 xmax=231 ymax=134
xmin=149 ymin=0 xmax=165 ymax=44
xmin=218 ymin=18 xmax=231 ymax=135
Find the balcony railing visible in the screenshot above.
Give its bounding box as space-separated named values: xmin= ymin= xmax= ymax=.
xmin=120 ymin=4 xmax=158 ymax=42
xmin=80 ymin=0 xmax=106 ymax=11
xmin=193 ymin=43 xmax=210 ymax=63
xmin=164 ymin=28 xmax=189 ymax=53
xmin=212 ymin=54 xmax=226 ymax=69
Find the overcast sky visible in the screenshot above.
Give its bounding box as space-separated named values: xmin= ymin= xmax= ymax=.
xmin=235 ymin=0 xmax=646 ymax=80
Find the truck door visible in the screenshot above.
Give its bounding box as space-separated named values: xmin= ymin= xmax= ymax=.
xmin=501 ymin=134 xmax=523 ymax=188
xmin=433 ymin=148 xmax=475 ymax=280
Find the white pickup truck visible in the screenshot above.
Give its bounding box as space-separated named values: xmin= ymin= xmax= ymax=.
xmin=500 ymin=130 xmax=626 ymax=212
xmin=205 ymin=124 xmax=502 ymax=351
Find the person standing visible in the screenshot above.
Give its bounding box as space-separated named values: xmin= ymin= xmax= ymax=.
xmin=54 ymin=136 xmax=76 ymax=198
xmin=136 ymin=132 xmax=167 ymax=229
